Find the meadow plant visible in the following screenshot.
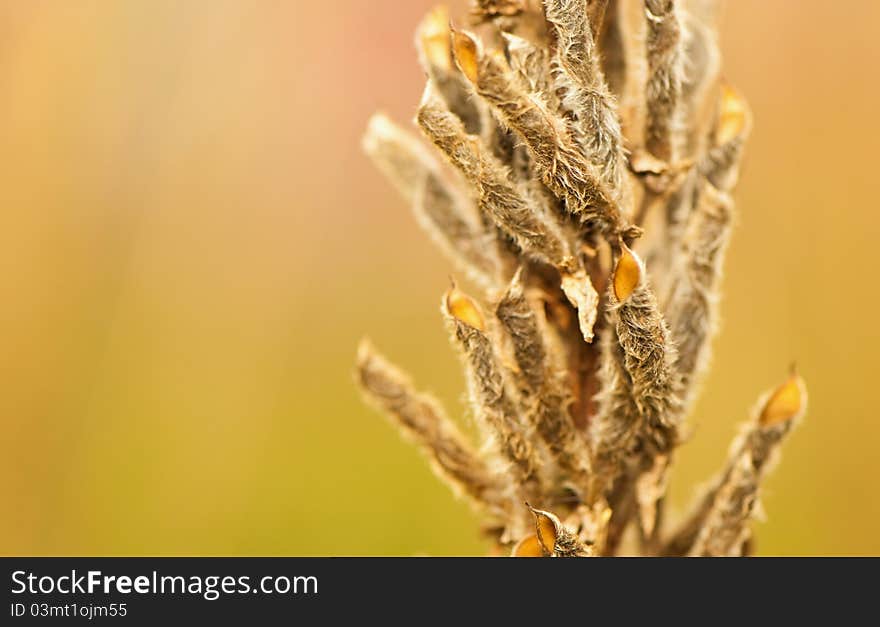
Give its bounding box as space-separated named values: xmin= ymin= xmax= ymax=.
xmin=357 ymin=0 xmax=806 ymax=556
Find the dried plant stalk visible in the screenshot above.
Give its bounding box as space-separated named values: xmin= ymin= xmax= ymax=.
xmin=357 ymin=1 xmax=808 ymax=557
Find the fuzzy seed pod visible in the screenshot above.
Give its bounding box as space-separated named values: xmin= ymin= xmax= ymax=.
xmin=442 ymin=285 xmax=544 ymax=510
xmin=644 ymin=0 xmax=684 ymax=162
xmin=700 ymin=83 xmax=752 ymax=192
xmin=418 ymin=90 xmax=571 ymax=266
xmin=666 ymin=372 xmax=807 ymax=556
xmin=512 ymin=505 xmax=592 ymax=557
xmin=417 ymin=6 xmax=485 ymax=135
xmin=356 ymin=340 xmax=507 ymax=515
xmin=496 ymin=269 xmax=594 ymax=493
xmin=544 ymin=0 xmax=629 ymax=204
xmin=503 ymin=32 xmax=554 ymax=98
xmin=417 ymin=7 xmax=517 ymax=204
xmin=495 ymin=268 xmax=556 ymax=394
xmin=666 ymin=181 xmax=734 ymax=395
xmin=678 ymin=11 xmax=722 ymax=160
xmin=591 ymin=244 xmax=683 ymax=543
xmin=591 ymin=326 xmax=638 ymax=489
xmin=419 ymin=90 xmax=602 ymax=342
xmin=363 ymin=113 xmax=503 ymax=288
xmin=500 ymin=33 xmax=556 ymax=189
xmin=609 ymin=245 xmax=683 ymax=462
xmin=451 ymin=28 xmax=635 ymax=241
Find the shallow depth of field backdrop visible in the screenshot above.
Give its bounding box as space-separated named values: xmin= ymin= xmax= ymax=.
xmin=2 ymin=0 xmax=877 ymax=555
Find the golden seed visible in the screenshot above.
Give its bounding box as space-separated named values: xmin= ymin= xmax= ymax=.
xmin=444 ymin=285 xmax=486 ymax=331
xmin=759 ymin=372 xmax=807 ymax=427
xmin=452 ymin=31 xmax=479 ymax=85
xmin=612 ymin=243 xmax=644 ymax=302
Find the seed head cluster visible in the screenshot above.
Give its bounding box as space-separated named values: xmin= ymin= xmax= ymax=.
xmin=357 ymin=0 xmax=806 ymax=556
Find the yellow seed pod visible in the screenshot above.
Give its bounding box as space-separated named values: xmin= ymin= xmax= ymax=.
xmin=452 ymin=31 xmax=480 ymax=85
xmin=759 ymin=372 xmax=807 ymax=427
xmin=418 ymin=6 xmax=453 ymax=72
xmin=511 ymin=534 xmax=545 ymax=557
xmin=444 ymin=285 xmax=486 ymax=331
xmin=528 ymin=505 xmax=561 ymax=556
xmin=612 ymin=243 xmax=644 ymax=302
xmin=716 ymin=83 xmax=750 ymax=146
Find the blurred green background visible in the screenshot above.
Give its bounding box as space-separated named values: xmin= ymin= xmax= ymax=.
xmin=1 ymin=0 xmax=877 ymax=556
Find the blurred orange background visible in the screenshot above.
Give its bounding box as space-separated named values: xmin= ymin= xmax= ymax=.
xmin=1 ymin=0 xmax=878 ymax=555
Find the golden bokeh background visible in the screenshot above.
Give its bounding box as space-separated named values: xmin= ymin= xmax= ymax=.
xmin=2 ymin=0 xmax=877 ymax=556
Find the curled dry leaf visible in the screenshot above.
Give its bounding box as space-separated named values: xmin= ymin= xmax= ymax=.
xmin=560 ymin=267 xmax=600 ymax=342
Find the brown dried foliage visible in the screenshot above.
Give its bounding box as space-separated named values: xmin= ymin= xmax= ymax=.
xmin=357 ymin=0 xmax=806 ymax=556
